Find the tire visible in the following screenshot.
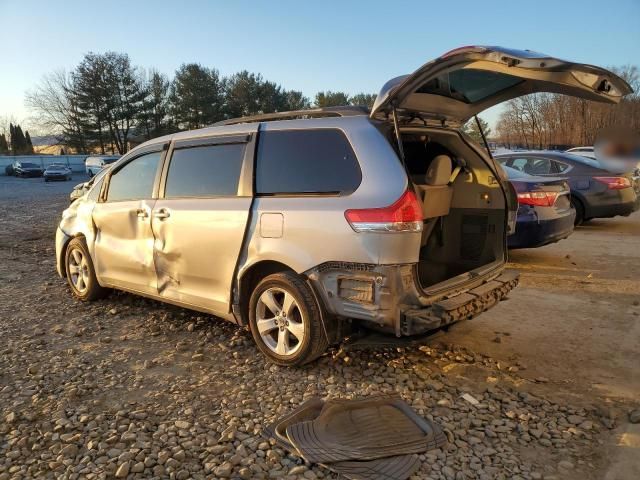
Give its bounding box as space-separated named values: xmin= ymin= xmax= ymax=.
xmin=248 ymin=272 xmax=328 ymax=366
xmin=571 ymin=196 xmax=585 ymax=226
xmin=64 ymin=237 xmax=108 ymax=301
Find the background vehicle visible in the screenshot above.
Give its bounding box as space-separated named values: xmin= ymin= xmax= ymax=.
xmin=55 ymin=46 xmax=630 ymax=365
xmin=502 ymin=166 xmax=575 ymax=248
xmin=565 ymin=146 xmax=596 ymax=159
xmin=43 ymin=163 xmax=72 ymax=182
xmin=7 ymin=161 xmax=43 ymax=177
xmin=85 ymin=155 xmax=120 ymax=176
xmin=496 ymin=152 xmax=639 ymax=225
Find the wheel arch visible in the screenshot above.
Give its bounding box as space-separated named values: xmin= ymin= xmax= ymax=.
xmin=236 ymin=259 xmax=296 ymax=326
xmin=58 ymin=232 xmax=86 ymax=278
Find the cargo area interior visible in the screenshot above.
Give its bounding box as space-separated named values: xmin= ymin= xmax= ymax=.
xmin=400 ymin=128 xmax=506 ymax=290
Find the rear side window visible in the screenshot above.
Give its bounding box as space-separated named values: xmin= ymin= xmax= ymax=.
xmin=107 ymin=151 xmax=162 ymax=202
xmin=256 ymin=129 xmax=361 ymax=195
xmin=165 ymin=143 xmax=245 ymax=198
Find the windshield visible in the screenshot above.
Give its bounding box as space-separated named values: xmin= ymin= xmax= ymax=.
xmin=21 ymin=162 xmax=39 ymax=168
xmin=563 ymin=153 xmax=602 ymax=168
xmin=103 ymin=158 xmax=119 ymax=164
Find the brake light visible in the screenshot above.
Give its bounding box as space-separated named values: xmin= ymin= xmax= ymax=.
xmin=345 ymin=190 xmax=423 ymax=233
xmin=517 ymin=191 xmax=559 ymax=207
xmin=593 ymin=176 xmax=631 ymax=190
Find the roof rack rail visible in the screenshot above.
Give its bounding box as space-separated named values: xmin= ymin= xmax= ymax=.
xmin=213 ymin=105 xmax=369 ymax=126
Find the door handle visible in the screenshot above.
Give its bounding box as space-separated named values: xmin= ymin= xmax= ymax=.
xmin=135 ymin=208 xmax=149 ymax=219
xmin=153 ymin=208 xmax=171 ymax=220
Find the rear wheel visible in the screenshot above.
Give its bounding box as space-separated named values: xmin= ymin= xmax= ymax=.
xmin=248 ymin=272 xmax=328 ymax=366
xmin=65 ymin=237 xmax=108 ymax=301
xmin=571 ymin=196 xmax=585 ymax=226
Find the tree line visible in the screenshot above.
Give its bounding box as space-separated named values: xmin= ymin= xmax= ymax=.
xmin=495 ymin=65 xmax=640 ymax=149
xmin=26 ymin=52 xmax=377 ymax=155
xmin=0 ymin=123 xmax=34 ymax=155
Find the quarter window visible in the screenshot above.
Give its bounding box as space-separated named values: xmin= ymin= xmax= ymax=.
xmin=256 ymin=129 xmax=361 ymax=195
xmin=164 ymin=143 xmax=246 ymax=198
xmin=106 ymin=151 xmax=162 ymax=202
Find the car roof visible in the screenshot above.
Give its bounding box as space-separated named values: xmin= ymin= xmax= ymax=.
xmin=132 ymin=111 xmax=375 ymax=153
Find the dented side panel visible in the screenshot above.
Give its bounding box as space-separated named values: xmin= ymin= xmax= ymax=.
xmin=150 ymin=197 xmax=252 ymax=319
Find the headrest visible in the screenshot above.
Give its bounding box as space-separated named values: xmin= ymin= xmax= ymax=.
xmin=425 ymin=154 xmax=452 ymax=186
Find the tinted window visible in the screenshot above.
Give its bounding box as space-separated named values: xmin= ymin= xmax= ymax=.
xmin=107 ymin=151 xmax=161 ymax=201
xmin=552 ymin=160 xmax=570 ymax=173
xmin=256 ymin=129 xmax=361 ymax=194
xmin=165 ymin=143 xmax=245 ymax=198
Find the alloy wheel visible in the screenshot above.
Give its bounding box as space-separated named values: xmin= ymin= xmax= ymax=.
xmin=68 ymin=247 xmax=90 ymax=294
xmin=256 ymin=287 xmax=306 ymax=357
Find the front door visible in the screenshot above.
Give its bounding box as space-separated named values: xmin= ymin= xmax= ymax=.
xmin=92 ymin=149 xmax=164 ymax=294
xmin=151 ymin=131 xmax=256 ymax=317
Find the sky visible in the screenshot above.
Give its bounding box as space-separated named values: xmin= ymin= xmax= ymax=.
xmin=1 ymin=0 xmax=639 ymax=133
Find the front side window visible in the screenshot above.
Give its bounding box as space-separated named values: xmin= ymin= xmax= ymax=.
xmin=256 ymin=129 xmax=361 ymax=195
xmin=164 ymin=143 xmax=246 ymax=198
xmin=106 ymin=151 xmax=162 ymax=202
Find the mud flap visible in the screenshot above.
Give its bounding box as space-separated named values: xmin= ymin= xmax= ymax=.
xmin=401 ymin=269 xmax=519 ymax=335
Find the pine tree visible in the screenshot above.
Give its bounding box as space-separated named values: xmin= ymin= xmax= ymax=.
xmin=0 ymin=134 xmax=9 ymax=154
xmin=25 ymin=131 xmax=34 ymax=154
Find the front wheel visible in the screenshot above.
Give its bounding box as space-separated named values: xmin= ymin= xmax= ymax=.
xmin=65 ymin=237 xmax=108 ymax=301
xmin=248 ymin=272 xmax=328 ymax=366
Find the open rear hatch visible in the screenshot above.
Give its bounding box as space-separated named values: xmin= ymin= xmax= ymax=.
xmin=371 ymin=47 xmax=632 ymax=333
xmin=371 ymin=46 xmax=632 ymax=125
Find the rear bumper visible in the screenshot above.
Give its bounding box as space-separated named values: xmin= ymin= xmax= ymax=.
xmin=45 ymin=174 xmax=69 ymax=181
xmin=306 ymin=262 xmax=519 ymax=337
xmin=585 ymin=189 xmax=638 ymax=219
xmin=508 ymin=211 xmax=575 ymax=249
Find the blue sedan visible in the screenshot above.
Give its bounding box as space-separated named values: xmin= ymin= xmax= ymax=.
xmin=503 ymin=166 xmax=576 ymax=249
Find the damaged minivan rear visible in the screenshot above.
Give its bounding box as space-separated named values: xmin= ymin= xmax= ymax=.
xmin=55 ymin=46 xmax=632 ymax=365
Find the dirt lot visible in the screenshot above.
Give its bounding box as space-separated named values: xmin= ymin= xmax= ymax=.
xmin=0 ymin=175 xmax=639 ymax=480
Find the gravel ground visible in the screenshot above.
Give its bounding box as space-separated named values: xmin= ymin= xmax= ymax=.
xmin=1 ymin=174 xmax=638 ymax=480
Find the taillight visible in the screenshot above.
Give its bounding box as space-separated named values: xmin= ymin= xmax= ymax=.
xmin=593 ymin=176 xmax=631 ymax=190
xmin=345 ymin=190 xmax=423 ymax=233
xmin=517 ymin=191 xmax=558 ymax=207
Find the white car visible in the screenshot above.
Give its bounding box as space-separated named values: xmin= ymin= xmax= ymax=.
xmin=565 ymin=146 xmax=596 ymax=159
xmin=85 ymin=155 xmax=120 ymax=176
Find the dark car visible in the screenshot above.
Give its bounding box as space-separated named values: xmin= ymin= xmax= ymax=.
xmin=44 ymin=163 xmax=73 ymax=182
xmin=496 ymin=152 xmax=639 ymax=225
xmin=502 ymin=166 xmax=575 ymax=248
xmin=9 ymin=161 xmax=44 ymax=178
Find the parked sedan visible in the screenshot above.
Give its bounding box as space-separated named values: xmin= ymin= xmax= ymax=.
xmin=496 ymin=152 xmax=639 ymax=225
xmin=502 ymin=166 xmax=575 ymax=248
xmin=44 ymin=164 xmax=72 ymax=182
xmin=9 ymin=161 xmax=44 ymax=177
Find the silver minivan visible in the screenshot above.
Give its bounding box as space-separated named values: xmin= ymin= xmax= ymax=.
xmin=56 ymin=46 xmax=631 ymax=365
